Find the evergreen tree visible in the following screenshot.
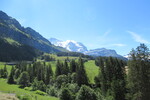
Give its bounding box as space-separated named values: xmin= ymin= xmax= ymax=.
xmin=75 ymin=85 xmax=97 ymax=100
xmin=70 ymin=59 xmax=77 ymax=73
xmin=3 ymin=65 xmax=8 ymax=78
xmin=45 ymin=64 xmax=53 ymax=85
xmin=17 ymin=71 xmax=30 ymax=87
xmin=60 ymin=88 xmax=73 ymax=100
xmin=62 ymin=60 xmax=69 ymax=75
xmin=27 ymin=64 xmax=34 ymax=83
xmin=97 ymin=57 xmax=126 ymax=100
xmin=14 ymin=68 xmax=20 ymax=79
xmin=7 ymin=66 xmax=15 ymax=84
xmin=127 ymin=44 xmax=150 ymax=100
xmin=76 ymin=57 xmax=89 ymax=86
xmin=55 ymin=60 xmax=62 ymax=77
xmin=32 ymin=77 xmax=39 ymax=91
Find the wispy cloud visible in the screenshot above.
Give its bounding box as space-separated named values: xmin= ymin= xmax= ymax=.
xmin=103 ymin=29 xmax=111 ymax=37
xmin=112 ymin=44 xmax=126 ymax=47
xmin=127 ymin=31 xmax=150 ymax=44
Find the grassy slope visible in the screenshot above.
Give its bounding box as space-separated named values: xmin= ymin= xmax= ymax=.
xmin=0 ymin=63 xmax=12 ymax=74
xmin=0 ymin=79 xmax=58 ymax=100
xmin=84 ymin=60 xmax=99 ymax=84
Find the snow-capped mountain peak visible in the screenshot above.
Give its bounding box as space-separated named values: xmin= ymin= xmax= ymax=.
xmin=49 ymin=38 xmax=88 ymax=53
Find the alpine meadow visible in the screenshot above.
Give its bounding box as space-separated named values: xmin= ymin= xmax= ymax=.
xmin=0 ymin=0 xmax=150 ymax=100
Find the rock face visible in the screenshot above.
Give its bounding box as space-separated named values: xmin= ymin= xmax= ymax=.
xmin=49 ymin=38 xmax=88 ymax=53
xmin=85 ymin=48 xmax=127 ymax=60
xmin=0 ymin=11 xmax=66 ymax=53
xmin=84 ymin=48 xmax=121 ymax=57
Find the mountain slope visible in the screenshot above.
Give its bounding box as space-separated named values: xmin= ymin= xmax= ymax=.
xmin=0 ymin=11 xmax=67 ymax=53
xmin=0 ymin=37 xmax=40 ymax=61
xmin=0 ymin=11 xmax=68 ymax=61
xmin=85 ymin=48 xmax=127 ymax=60
xmin=49 ymin=38 xmax=88 ymax=53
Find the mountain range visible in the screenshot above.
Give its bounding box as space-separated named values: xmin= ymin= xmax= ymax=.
xmin=49 ymin=38 xmax=88 ymax=53
xmin=0 ymin=11 xmax=67 ymax=61
xmin=49 ymin=38 xmax=125 ymax=59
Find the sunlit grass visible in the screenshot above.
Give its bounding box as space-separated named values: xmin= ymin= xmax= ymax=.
xmin=84 ymin=60 xmax=99 ymax=84
xmin=0 ymin=79 xmax=59 ymax=100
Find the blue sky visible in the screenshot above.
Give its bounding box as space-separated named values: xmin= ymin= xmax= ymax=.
xmin=1 ymin=0 xmax=150 ymax=56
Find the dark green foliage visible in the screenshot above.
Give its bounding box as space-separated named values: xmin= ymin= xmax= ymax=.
xmin=17 ymin=71 xmax=30 ymax=87
xmin=41 ymin=54 xmax=55 ymax=61
xmin=32 ymin=78 xmax=39 ymax=91
xmin=46 ymin=85 xmax=58 ymax=97
xmin=62 ymin=60 xmax=69 ymax=75
xmin=0 ymin=65 xmax=8 ymax=78
xmin=70 ymin=60 xmax=77 ymax=73
xmin=38 ymin=80 xmax=46 ymax=92
xmin=76 ymin=57 xmax=89 ymax=86
xmin=7 ymin=66 xmax=15 ymax=84
xmin=14 ymin=68 xmax=21 ymax=79
xmin=45 ymin=64 xmax=53 ymax=85
xmin=127 ymin=44 xmax=150 ymax=100
xmin=55 ymin=75 xmax=68 ymax=88
xmin=60 ymin=88 xmax=73 ymax=100
xmin=55 ymin=60 xmax=62 ymax=77
xmin=57 ymin=52 xmax=94 ymax=59
xmin=75 ymin=85 xmax=97 ymax=100
xmin=96 ymin=57 xmax=126 ymax=100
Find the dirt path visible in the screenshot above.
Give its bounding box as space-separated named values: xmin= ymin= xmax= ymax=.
xmin=0 ymin=92 xmax=19 ymax=100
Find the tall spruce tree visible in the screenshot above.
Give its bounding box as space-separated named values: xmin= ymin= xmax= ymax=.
xmin=97 ymin=57 xmax=126 ymax=100
xmin=55 ymin=60 xmax=62 ymax=77
xmin=45 ymin=64 xmax=53 ymax=85
xmin=3 ymin=65 xmax=8 ymax=78
xmin=7 ymin=66 xmax=15 ymax=84
xmin=127 ymin=44 xmax=150 ymax=100
xmin=76 ymin=57 xmax=89 ymax=86
xmin=62 ymin=60 xmax=69 ymax=75
xmin=70 ymin=59 xmax=77 ymax=73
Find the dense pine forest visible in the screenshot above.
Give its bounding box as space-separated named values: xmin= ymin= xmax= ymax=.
xmin=0 ymin=44 xmax=150 ymax=100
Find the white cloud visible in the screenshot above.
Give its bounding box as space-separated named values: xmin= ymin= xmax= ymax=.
xmin=127 ymin=31 xmax=150 ymax=44
xmin=112 ymin=44 xmax=126 ymax=47
xmin=103 ymin=29 xmax=111 ymax=37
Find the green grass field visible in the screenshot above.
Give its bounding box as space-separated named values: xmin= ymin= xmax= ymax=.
xmin=84 ymin=60 xmax=99 ymax=84
xmin=0 ymin=63 xmax=12 ymax=74
xmin=0 ymin=79 xmax=59 ymax=100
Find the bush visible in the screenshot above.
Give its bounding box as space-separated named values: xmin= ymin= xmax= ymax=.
xmin=16 ymin=95 xmax=32 ymax=100
xmin=22 ymin=96 xmax=32 ymax=100
xmin=76 ymin=85 xmax=97 ymax=100
xmin=24 ymin=87 xmax=31 ymax=91
xmin=46 ymin=85 xmax=58 ymax=97
xmin=60 ymin=88 xmax=73 ymax=100
xmin=35 ymin=90 xmax=47 ymax=96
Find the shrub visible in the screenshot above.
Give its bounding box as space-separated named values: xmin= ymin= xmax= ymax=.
xmin=46 ymin=86 xmax=58 ymax=97
xmin=35 ymin=90 xmax=47 ymax=96
xmin=60 ymin=88 xmax=73 ymax=100
xmin=75 ymin=85 xmax=97 ymax=100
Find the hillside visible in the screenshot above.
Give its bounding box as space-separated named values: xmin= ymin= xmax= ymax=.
xmin=0 ymin=11 xmax=67 ymax=61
